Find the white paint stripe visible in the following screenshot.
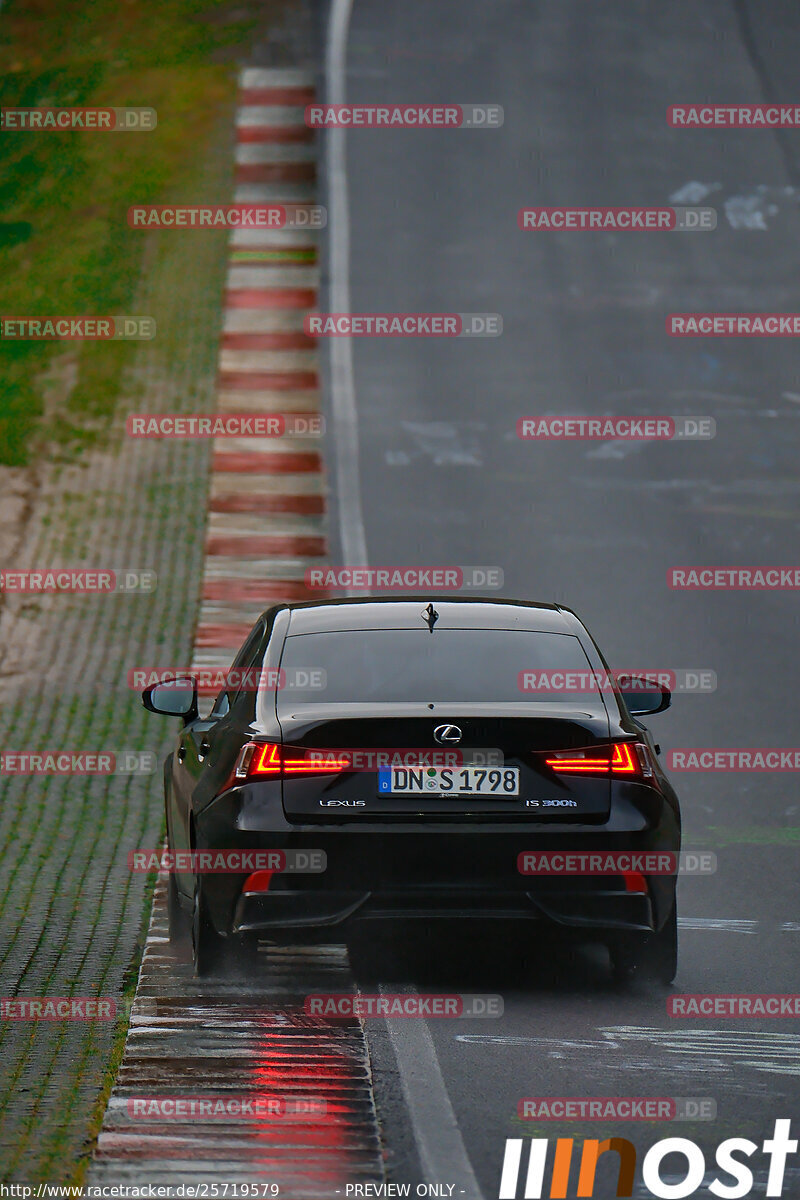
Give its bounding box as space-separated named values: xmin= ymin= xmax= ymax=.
xmin=235 ymin=142 xmax=315 ymax=164
xmin=210 ymin=436 xmax=320 ymax=456
xmin=202 ymin=557 xmax=319 ymax=579
xmin=236 ymin=106 xmax=306 ymax=127
xmin=217 ymin=390 xmax=321 ymax=413
xmin=223 ymin=310 xmax=308 ymax=332
xmin=195 ymin=603 xmax=303 ymax=626
xmin=231 ymin=226 xmax=318 ymax=247
xmin=380 ymin=987 xmax=484 ymax=1198
xmin=325 ymin=4 xmax=479 ymax=1185
xmin=327 ymin=0 xmax=368 ymax=590
xmin=240 ymin=68 xmax=315 ymax=89
xmin=211 ymin=473 xmax=325 ymax=495
xmin=219 ymin=348 xmax=317 ymax=371
xmin=226 ymin=265 xmax=319 ymax=288
xmin=678 ymin=917 xmax=759 ymax=933
xmin=206 ymin=513 xmax=325 ymax=537
xmin=234 ymin=183 xmax=316 ymax=204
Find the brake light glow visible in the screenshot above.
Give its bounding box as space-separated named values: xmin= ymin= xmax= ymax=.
xmin=235 ymin=741 xmax=352 ymax=780
xmin=544 ymin=742 xmax=642 ymax=776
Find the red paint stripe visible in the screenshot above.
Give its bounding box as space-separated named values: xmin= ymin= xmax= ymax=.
xmin=218 ymin=370 xmax=318 ymax=391
xmin=211 ymin=493 xmax=325 ymax=515
xmin=240 ymin=87 xmax=315 ymax=106
xmin=206 ymin=534 xmax=326 ymax=556
xmin=236 ymin=126 xmax=313 ymax=144
xmin=235 ymin=163 xmax=316 ymax=184
xmin=222 ymin=332 xmax=316 ymax=351
xmin=203 ymin=580 xmax=328 ymax=602
xmin=225 ymin=288 xmax=316 ymax=309
xmin=213 ymin=451 xmax=321 ymax=473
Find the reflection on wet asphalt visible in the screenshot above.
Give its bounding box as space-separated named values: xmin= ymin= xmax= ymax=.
xmin=88 ymin=879 xmax=384 ymax=1197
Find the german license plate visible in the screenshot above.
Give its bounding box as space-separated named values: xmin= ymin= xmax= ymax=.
xmin=378 ymin=765 xmax=520 ymax=796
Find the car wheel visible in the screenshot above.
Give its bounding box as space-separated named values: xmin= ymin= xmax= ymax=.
xmin=192 ymin=878 xmax=227 ymax=977
xmin=609 ymin=904 xmax=678 ymax=986
xmin=167 ymin=871 xmax=190 ymax=946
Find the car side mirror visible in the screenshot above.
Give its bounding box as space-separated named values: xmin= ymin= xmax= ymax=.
xmin=616 ymin=674 xmax=671 ymax=716
xmin=142 ymin=677 xmax=198 ymax=724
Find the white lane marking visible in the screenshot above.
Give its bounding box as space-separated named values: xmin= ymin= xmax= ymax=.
xmin=456 ymin=1028 xmax=800 ymax=1077
xmin=669 ymin=181 xmax=721 ymax=205
xmin=585 ymin=439 xmax=647 ymax=460
xmin=395 ymin=420 xmax=486 ymax=466
xmin=678 ymin=916 xmax=759 ymax=934
xmin=380 ymin=986 xmax=485 ymax=1198
xmin=724 ymin=191 xmax=776 ymax=230
xmin=327 ymin=0 xmax=368 ymax=592
xmin=325 ymin=1 xmax=482 ymax=1188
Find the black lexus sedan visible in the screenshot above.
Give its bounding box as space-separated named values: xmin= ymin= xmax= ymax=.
xmin=143 ymin=598 xmax=680 ymax=982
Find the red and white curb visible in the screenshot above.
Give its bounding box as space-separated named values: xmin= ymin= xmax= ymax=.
xmin=196 ymin=65 xmax=328 ymax=675
xmin=89 ymin=69 xmax=384 ymax=1195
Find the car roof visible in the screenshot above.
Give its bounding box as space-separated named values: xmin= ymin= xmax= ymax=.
xmin=272 ymin=597 xmax=585 ymax=636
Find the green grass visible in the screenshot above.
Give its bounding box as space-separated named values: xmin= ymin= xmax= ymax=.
xmin=0 ymin=0 xmax=271 ymax=465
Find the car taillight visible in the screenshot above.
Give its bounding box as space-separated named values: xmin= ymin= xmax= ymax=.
xmin=544 ymin=741 xmax=652 ymax=778
xmin=235 ymin=741 xmax=352 ymax=780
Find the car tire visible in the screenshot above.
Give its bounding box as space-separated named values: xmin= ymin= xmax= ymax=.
xmin=167 ymin=871 xmax=190 ymax=946
xmin=609 ymin=903 xmax=678 ymax=986
xmin=192 ymin=879 xmax=227 ymax=977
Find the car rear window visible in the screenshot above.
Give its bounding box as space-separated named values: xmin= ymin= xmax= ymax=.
xmin=273 ymin=627 xmax=601 ymax=707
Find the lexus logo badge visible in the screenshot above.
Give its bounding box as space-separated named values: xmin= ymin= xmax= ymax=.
xmin=433 ymin=724 xmax=462 ymax=745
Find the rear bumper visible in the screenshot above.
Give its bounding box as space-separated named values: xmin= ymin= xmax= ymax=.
xmin=196 ymin=782 xmax=679 ymax=941
xmin=232 ymin=885 xmax=655 ymax=940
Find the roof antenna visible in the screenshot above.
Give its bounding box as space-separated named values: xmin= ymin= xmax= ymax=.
xmin=422 ymin=602 xmax=439 ymax=633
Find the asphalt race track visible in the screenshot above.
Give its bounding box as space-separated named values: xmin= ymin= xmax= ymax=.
xmin=318 ymin=1 xmax=800 ymax=1195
